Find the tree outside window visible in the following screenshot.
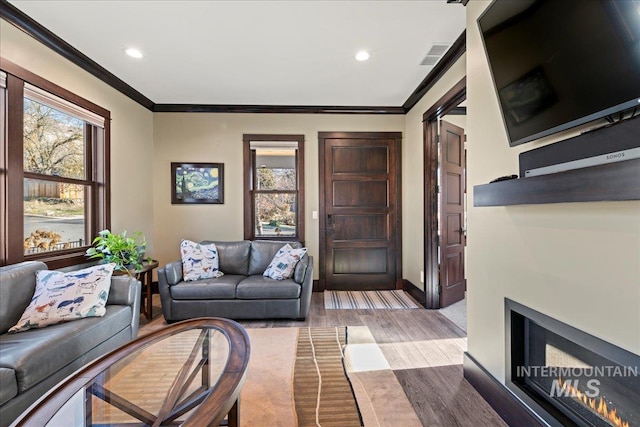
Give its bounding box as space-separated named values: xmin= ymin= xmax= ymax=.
xmin=243 ymin=135 xmax=304 ymax=243
xmin=1 ymin=62 xmax=110 ymax=268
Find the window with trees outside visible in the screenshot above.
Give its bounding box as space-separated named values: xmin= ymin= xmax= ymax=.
xmin=243 ymin=135 xmax=304 ymax=243
xmin=0 ymin=62 xmax=110 ymax=269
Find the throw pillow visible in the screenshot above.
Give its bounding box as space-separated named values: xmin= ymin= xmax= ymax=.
xmin=181 ymin=239 xmax=223 ymax=281
xmin=9 ymin=263 xmax=115 ymax=333
xmin=263 ymin=244 xmax=307 ymax=280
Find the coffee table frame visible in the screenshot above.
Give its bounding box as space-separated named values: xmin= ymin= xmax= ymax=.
xmin=11 ymin=318 xmax=250 ymax=427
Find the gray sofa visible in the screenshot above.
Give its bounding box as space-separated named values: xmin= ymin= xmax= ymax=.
xmin=158 ymin=240 xmax=313 ymax=322
xmin=0 ymin=261 xmax=141 ymax=427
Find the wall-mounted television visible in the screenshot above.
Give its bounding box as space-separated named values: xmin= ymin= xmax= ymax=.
xmin=478 ymin=0 xmax=640 ymax=147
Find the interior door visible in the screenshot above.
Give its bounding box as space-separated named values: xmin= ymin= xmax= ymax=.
xmin=439 ymin=120 xmax=466 ymax=307
xmin=319 ymin=132 xmax=402 ymax=291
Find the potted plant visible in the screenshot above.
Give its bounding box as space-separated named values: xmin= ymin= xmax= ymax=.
xmin=85 ymin=229 xmax=149 ymax=275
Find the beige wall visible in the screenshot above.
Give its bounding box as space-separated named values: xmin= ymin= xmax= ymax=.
xmin=466 ymin=1 xmax=640 ymax=382
xmin=152 ymin=113 xmax=404 ymax=275
xmin=0 ymin=22 xmax=155 ymax=253
xmin=403 ymin=55 xmax=466 ymax=290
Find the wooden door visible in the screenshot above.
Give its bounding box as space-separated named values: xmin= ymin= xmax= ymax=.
xmin=439 ymin=120 xmax=466 ymax=307
xmin=319 ymin=132 xmax=402 ymax=291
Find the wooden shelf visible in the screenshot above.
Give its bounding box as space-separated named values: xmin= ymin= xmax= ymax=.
xmin=473 ymin=158 xmax=640 ymax=207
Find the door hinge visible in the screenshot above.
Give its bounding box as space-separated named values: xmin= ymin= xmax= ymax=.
xmin=436 ymin=135 xmax=440 ymax=143
xmin=436 ymin=185 xmax=441 ymax=193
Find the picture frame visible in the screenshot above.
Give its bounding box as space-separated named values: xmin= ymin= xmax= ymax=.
xmin=171 ymin=162 xmax=224 ymax=204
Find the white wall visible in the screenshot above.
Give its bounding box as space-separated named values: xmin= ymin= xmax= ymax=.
xmin=0 ymin=21 xmax=155 ymax=253
xmin=465 ymin=1 xmax=640 ymax=382
xmin=152 ymin=113 xmax=404 ymax=275
xmin=403 ymin=55 xmax=466 ymax=290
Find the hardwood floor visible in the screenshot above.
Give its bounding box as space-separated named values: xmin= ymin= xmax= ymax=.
xmin=138 ymin=292 xmax=507 ymax=427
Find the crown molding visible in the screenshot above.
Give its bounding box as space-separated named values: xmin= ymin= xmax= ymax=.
xmin=2 ymin=1 xmax=465 ymax=115
xmin=402 ymin=30 xmax=466 ymax=113
xmin=153 ymin=104 xmax=405 ymax=114
xmin=0 ymin=0 xmax=154 ymax=110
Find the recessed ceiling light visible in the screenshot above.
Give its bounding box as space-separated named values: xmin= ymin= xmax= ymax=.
xmin=355 ymin=51 xmax=370 ymax=61
xmin=125 ymin=48 xmax=143 ymax=59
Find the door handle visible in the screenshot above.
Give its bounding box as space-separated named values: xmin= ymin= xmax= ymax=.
xmin=326 ymin=215 xmax=335 ymax=235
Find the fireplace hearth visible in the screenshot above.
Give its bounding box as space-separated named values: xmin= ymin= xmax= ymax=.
xmin=505 ymin=300 xmax=639 ymax=427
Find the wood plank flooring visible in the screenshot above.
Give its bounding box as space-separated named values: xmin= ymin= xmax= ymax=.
xmin=139 ymin=293 xmax=507 ymax=427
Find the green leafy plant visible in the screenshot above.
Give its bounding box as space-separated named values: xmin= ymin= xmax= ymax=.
xmin=85 ymin=229 xmax=149 ymax=274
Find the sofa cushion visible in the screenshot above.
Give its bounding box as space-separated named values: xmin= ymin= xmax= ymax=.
xmin=264 ymin=244 xmax=308 ymax=280
xmin=236 ymin=276 xmax=301 ymax=299
xmin=9 ymin=263 xmax=115 ymax=333
xmin=201 ymin=241 xmax=250 ymax=275
xmin=170 ymin=275 xmax=246 ymax=300
xmin=248 ymin=240 xmax=302 ymax=275
xmin=0 ymin=368 xmax=17 ymax=406
xmin=181 ymin=240 xmax=221 ymax=281
xmin=0 ymin=304 xmax=131 ymax=393
xmin=0 ymin=261 xmax=47 ymax=334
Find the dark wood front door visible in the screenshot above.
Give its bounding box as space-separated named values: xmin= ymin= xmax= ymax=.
xmin=319 ymin=132 xmax=402 ymax=291
xmin=439 ymin=120 xmax=466 ymax=307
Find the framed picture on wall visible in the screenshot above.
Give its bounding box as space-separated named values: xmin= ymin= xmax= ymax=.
xmin=171 ymin=162 xmax=224 ymax=204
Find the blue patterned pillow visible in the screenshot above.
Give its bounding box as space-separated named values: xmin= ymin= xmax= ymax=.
xmin=9 ymin=263 xmax=115 ymax=333
xmin=181 ymin=239 xmax=222 ymax=281
xmin=263 ymin=244 xmax=307 ymax=280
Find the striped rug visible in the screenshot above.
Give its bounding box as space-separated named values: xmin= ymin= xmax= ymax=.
xmin=293 ymin=327 xmax=362 ymax=426
xmin=324 ymin=290 xmax=420 ymax=310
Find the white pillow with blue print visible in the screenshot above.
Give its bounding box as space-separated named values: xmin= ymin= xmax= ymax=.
xmin=181 ymin=239 xmax=223 ymax=281
xmin=264 ymin=244 xmax=307 ymax=280
xmin=9 ymin=263 xmax=115 ymax=333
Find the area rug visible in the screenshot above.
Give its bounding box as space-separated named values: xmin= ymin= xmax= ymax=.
xmin=324 ymin=290 xmax=420 ymax=310
xmin=241 ymin=326 xmax=422 ymax=427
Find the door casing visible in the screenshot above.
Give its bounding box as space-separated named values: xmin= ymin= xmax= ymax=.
xmin=423 ymin=77 xmax=466 ymax=309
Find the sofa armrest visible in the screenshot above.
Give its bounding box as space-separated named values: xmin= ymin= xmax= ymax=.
xmin=107 ymin=276 xmax=141 ymax=339
xmin=160 ymin=261 xmax=183 ymax=285
xmin=296 ymin=255 xmax=314 ymax=319
xmin=157 ymin=261 xmax=182 ymax=322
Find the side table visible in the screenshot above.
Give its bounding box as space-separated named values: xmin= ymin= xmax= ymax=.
xmin=132 ymin=259 xmax=159 ymax=320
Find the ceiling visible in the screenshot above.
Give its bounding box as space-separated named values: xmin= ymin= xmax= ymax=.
xmin=6 ymin=1 xmax=466 ymax=108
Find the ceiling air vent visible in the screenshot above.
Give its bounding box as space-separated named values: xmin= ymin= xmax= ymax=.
xmin=420 ymin=43 xmax=449 ymax=66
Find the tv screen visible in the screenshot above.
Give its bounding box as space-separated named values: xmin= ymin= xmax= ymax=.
xmin=478 ymin=0 xmax=640 ymax=147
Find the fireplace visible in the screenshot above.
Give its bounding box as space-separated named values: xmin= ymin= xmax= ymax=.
xmin=505 ymin=300 xmax=639 ymax=427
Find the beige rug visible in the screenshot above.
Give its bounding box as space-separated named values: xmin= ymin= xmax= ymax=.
xmin=241 ymin=326 xmax=422 ymax=427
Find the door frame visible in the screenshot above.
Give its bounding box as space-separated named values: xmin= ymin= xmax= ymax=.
xmin=422 ymin=77 xmax=466 ymax=309
xmin=318 ymin=131 xmax=403 ymax=291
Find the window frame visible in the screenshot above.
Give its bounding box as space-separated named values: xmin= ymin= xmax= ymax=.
xmin=243 ymin=134 xmax=305 ymax=244
xmin=1 ymin=58 xmax=110 ymax=269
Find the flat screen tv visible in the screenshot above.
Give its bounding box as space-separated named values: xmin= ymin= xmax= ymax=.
xmin=478 ymin=0 xmax=640 ymax=147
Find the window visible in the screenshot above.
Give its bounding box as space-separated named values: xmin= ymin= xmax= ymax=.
xmin=243 ymin=134 xmax=304 ymax=243
xmin=1 ymin=61 xmax=110 ymax=268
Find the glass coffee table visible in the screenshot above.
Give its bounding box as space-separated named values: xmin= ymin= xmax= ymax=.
xmin=11 ymin=318 xmax=250 ymax=427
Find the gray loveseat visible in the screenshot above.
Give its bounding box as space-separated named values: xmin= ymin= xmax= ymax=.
xmin=0 ymin=261 xmax=141 ymax=427
xmin=158 ymin=240 xmax=313 ymax=322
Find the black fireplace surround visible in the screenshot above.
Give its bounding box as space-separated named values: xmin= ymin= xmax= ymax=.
xmin=505 ymin=299 xmax=639 ymax=427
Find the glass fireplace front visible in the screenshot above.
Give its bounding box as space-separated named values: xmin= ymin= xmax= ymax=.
xmin=506 ymin=300 xmax=639 ymax=427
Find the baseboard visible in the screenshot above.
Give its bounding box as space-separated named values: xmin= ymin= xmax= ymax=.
xmin=312 ymin=279 xmax=322 ymax=292
xmin=463 ymin=352 xmax=546 ymax=427
xmin=402 ymin=279 xmax=426 ymax=307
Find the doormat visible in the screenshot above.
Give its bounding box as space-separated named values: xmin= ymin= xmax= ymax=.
xmin=324 ymin=290 xmax=420 ymax=310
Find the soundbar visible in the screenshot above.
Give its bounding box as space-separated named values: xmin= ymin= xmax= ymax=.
xmin=525 ymin=147 xmax=640 ymax=177
xmin=519 ymin=115 xmax=640 ymax=178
